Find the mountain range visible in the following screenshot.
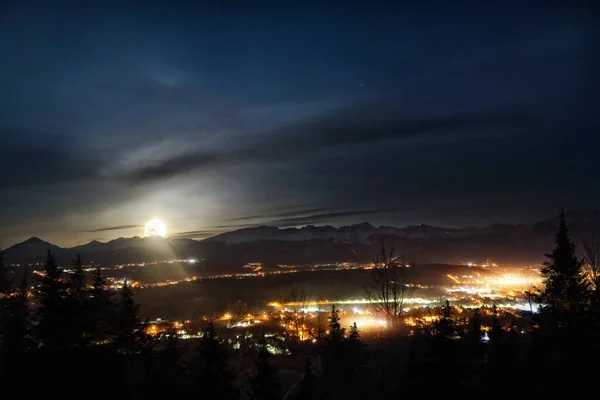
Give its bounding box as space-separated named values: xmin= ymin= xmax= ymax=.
xmin=3 ymin=210 xmax=600 ymax=271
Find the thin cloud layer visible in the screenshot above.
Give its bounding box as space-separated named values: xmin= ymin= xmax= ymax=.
xmin=117 ymin=106 xmax=539 ymax=184
xmin=226 ymin=207 xmax=329 ymax=222
xmin=271 ymin=209 xmax=409 ymax=227
xmin=81 ymin=224 xmax=142 ymax=233
xmin=168 ymin=230 xmax=215 ymax=239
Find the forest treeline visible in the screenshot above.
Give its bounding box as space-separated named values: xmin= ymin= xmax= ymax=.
xmin=1 ymin=211 xmax=599 ymax=399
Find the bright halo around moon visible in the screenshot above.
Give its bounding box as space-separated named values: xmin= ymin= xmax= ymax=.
xmin=144 ymin=219 xmax=167 ymax=237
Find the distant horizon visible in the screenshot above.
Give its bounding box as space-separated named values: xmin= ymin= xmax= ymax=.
xmin=3 ymin=208 xmax=595 ymax=250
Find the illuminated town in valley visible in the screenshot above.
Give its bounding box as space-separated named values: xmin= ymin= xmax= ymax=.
xmin=26 ymin=254 xmax=543 ymax=345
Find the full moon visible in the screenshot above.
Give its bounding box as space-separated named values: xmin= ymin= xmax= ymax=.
xmin=145 ymin=219 xmax=167 ymax=237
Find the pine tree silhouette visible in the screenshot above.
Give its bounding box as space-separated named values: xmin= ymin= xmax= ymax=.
xmin=404 ymin=338 xmax=425 ymax=394
xmin=320 ymin=305 xmax=347 ymax=399
xmin=326 ymin=304 xmax=345 ymax=346
xmin=348 ymin=322 xmax=360 ymax=342
xmin=487 ymin=304 xmax=505 ymax=372
xmin=437 ymin=299 xmax=453 ymax=336
xmin=468 ymin=307 xmax=483 ymax=344
xmin=490 ymin=304 xmax=502 ymax=341
xmin=70 ymin=254 xmax=85 ymax=294
xmin=535 ymin=210 xmax=592 ymax=394
xmin=4 ymin=275 xmax=33 ymax=357
xmin=36 ymin=250 xmax=66 ymax=350
xmin=89 ymin=267 xmax=115 ymax=344
xmin=296 ymin=356 xmax=316 ymax=400
xmin=344 ymin=321 xmax=366 ymax=397
xmin=65 ymin=254 xmax=90 ymax=347
xmin=0 ymin=249 xmax=11 ymax=294
xmin=190 ymin=320 xmax=238 ymax=399
xmin=147 ymin=335 xmax=184 ymax=396
xmin=114 ymin=280 xmax=144 ymax=354
xmin=1 ymin=274 xmax=33 ymax=396
xmin=346 ymin=321 xmax=364 ymax=373
xmin=0 ymin=248 xmax=12 ymax=374
xmin=541 ymin=210 xmax=589 ymax=325
xmin=248 ymin=335 xmax=279 ymax=400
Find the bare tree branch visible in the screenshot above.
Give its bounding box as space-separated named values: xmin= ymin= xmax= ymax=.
xmin=581 ymin=233 xmax=600 ymax=291
xmin=363 ymin=236 xmax=415 ymax=332
xmin=285 ymin=287 xmax=309 ymax=340
xmin=311 ymin=293 xmax=327 ymax=342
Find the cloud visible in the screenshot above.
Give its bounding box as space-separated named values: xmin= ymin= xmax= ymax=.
xmin=277 ymin=104 xmax=537 ymax=151
xmin=227 ymin=207 xmax=329 ymax=222
xmin=208 ymin=223 xmax=266 ymax=230
xmin=116 ymin=105 xmax=539 ymax=184
xmin=81 ymin=224 xmax=141 ymax=233
xmin=0 ymin=126 xmax=103 ymax=190
xmin=169 ymin=209 xmax=410 ymax=238
xmin=168 ymin=230 xmax=217 ymax=239
xmin=120 ymin=151 xmax=226 ymax=182
xmin=272 ymin=208 xmax=407 ymax=226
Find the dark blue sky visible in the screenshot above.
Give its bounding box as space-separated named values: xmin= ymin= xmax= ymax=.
xmin=1 ymin=1 xmax=599 ymax=246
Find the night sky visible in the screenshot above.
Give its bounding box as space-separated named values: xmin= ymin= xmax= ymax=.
xmin=1 ymin=2 xmax=599 ymax=247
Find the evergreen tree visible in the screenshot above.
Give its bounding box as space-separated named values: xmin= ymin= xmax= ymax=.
xmin=541 ymin=210 xmax=589 ymax=323
xmin=348 ymin=321 xmax=360 ymax=342
xmin=69 ymin=254 xmax=86 ymax=294
xmin=161 ymin=335 xmax=183 ymax=383
xmin=320 ymin=305 xmax=347 ymax=399
xmin=190 ymin=320 xmax=238 ymax=399
xmin=36 ymin=250 xmax=66 ymax=350
xmin=442 ymin=299 xmax=451 ymax=318
xmin=326 ymin=304 xmax=345 ymax=346
xmin=146 ymin=335 xmax=184 ymax=396
xmin=437 ymin=299 xmax=453 ymax=336
xmin=296 ymin=356 xmax=316 ymax=400
xmin=1 ymin=275 xmax=33 ymax=396
xmin=65 ymin=254 xmax=90 ymax=347
xmin=484 ymin=308 xmax=520 ymax=389
xmin=3 ymin=275 xmax=33 ymax=359
xmin=89 ymin=267 xmax=115 ymax=343
xmin=490 ymin=304 xmax=502 ymax=341
xmin=0 ymin=249 xmax=11 ymax=367
xmin=530 ymin=212 xmax=593 ymax=393
xmin=404 ymin=338 xmax=425 ymax=391
xmin=248 ymin=336 xmax=279 ymax=400
xmin=0 ymin=249 xmax=10 ymax=294
xmin=468 ymin=307 xmax=483 ymax=343
xmin=114 ymin=280 xmax=144 ymax=354
xmin=345 ymin=321 xmax=366 ymax=395
xmin=487 ymin=304 xmax=507 ymax=377
xmin=346 ymin=322 xmax=364 ymax=373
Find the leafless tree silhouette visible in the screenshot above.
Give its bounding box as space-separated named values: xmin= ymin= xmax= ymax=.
xmin=523 ymin=288 xmax=538 ymax=314
xmin=364 ymin=236 xmax=414 ymax=331
xmin=311 ymin=293 xmax=327 ymax=342
xmin=581 ymin=233 xmax=600 ymax=291
xmin=285 ymin=287 xmax=308 ymax=340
